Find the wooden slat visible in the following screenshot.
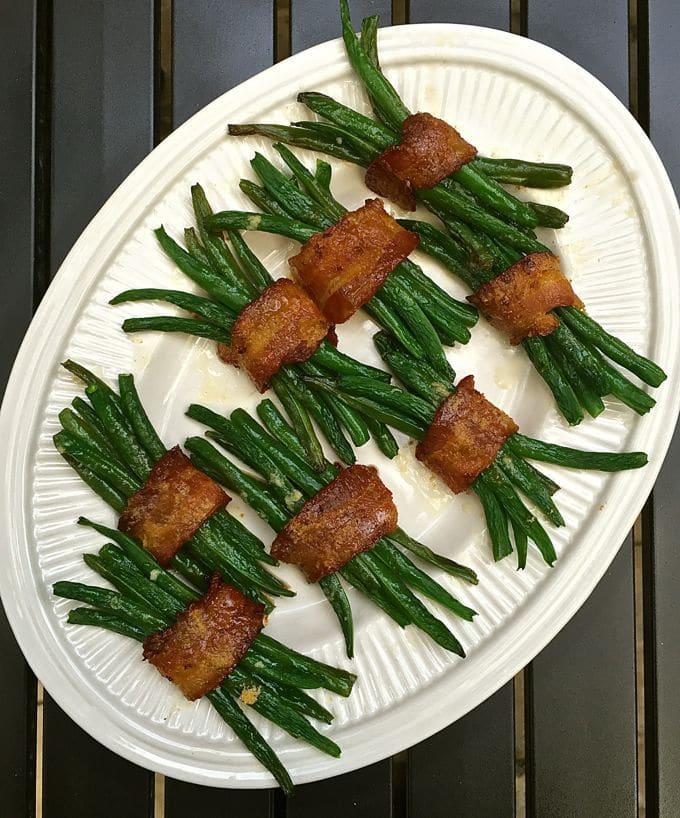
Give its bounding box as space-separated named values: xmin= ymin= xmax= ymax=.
xmin=291 ymin=0 xmax=390 ymax=52
xmin=647 ymin=3 xmax=680 ymax=815
xmin=409 ymin=0 xmax=509 ymax=28
xmin=42 ymin=3 xmax=156 ymax=815
xmin=172 ymin=0 xmax=274 ymax=127
xmin=526 ymin=5 xmax=637 ymax=815
xmin=0 ymin=4 xmax=40 ymax=817
xmin=165 ymin=3 xmax=275 ymax=812
xmin=527 ymin=0 xmax=628 ymax=102
xmin=408 ymin=685 xmax=515 ymax=818
xmin=526 ymin=545 xmax=637 ymax=816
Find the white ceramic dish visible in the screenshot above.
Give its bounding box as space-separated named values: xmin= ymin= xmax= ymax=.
xmin=1 ymin=25 xmax=679 ymax=789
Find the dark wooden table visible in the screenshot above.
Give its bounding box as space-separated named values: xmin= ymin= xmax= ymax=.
xmin=2 ymin=2 xmax=678 ymax=816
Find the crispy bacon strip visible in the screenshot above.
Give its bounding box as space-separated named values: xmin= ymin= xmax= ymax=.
xmin=217 ymin=278 xmax=329 ymax=391
xmin=468 ymin=252 xmax=583 ymax=344
xmin=416 ymin=376 xmax=519 ymax=494
xmin=289 ymin=198 xmax=419 ymax=324
xmin=143 ymin=573 xmax=264 ymax=700
xmin=271 ymin=464 xmax=398 ymax=582
xmin=119 ymin=446 xmax=229 ymax=566
xmin=366 ymin=113 xmax=477 ymax=210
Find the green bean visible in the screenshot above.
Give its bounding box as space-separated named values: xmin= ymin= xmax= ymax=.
xmin=82 ymin=552 xmax=172 ymax=620
xmin=58 ymin=407 xmax=117 ymax=460
xmin=548 ymin=322 xmax=611 ymax=396
xmin=282 ymin=367 xmax=356 ymax=465
xmin=251 ymin=152 xmax=331 ymax=229
xmin=303 ymin=377 xmax=426 ymax=438
xmin=556 ymin=306 xmax=667 ymax=387
xmin=191 ymin=184 xmax=259 ymax=299
xmin=270 ymin=372 xmax=325 ymax=472
xmin=298 ymin=92 xmax=395 ymax=151
xmin=522 ymin=337 xmax=584 ymax=426
xmin=299 ymin=361 xmax=370 ymax=447
xmin=184 ymin=226 xmax=212 ymax=266
xmin=215 ymin=509 xmax=278 ymax=566
xmin=507 ymin=433 xmax=648 ymax=471
xmin=356 ymin=551 xmax=465 ymax=656
xmin=543 ymin=331 xmax=605 ymax=418
xmin=339 ymin=561 xmax=411 ymax=628
xmin=86 ymin=384 xmax=153 ymax=482
xmin=155 ymin=226 xmax=251 ymax=312
xmin=471 ymin=157 xmax=573 ymax=188
xmin=319 ymin=574 xmax=354 ymax=658
xmin=117 ymin=374 xmax=167 ymax=462
xmin=111 ymin=288 xmax=236 ymax=328
xmin=363 ymin=296 xmax=427 ymax=359
xmin=96 ymin=544 xmax=186 ymax=617
xmin=496 ymin=450 xmax=565 ymax=527
xmin=54 ymin=430 xmax=140 ymax=496
xmin=184 ymin=437 xmax=290 ymax=531
xmin=365 ymin=415 xmax=400 ymax=459
xmin=312 ymin=339 xmax=391 ymax=383
xmin=273 ymin=143 xmax=346 ymax=222
xmin=474 ymin=478 xmax=513 ymax=561
xmin=221 ymin=673 xmax=340 ymax=758
xmin=239 ymin=179 xmax=293 ymax=218
xmin=53 ymin=581 xmax=168 ymax=631
xmin=207 ymin=688 xmax=294 ymax=794
xmin=121 ymin=316 xmax=232 ymax=344
xmin=77 ymin=517 xmax=199 ymax=604
xmin=230 ymin=664 xmax=334 ymax=724
xmin=62 ymin=360 xmax=123 ymax=410
xmin=61 ymin=454 xmax=127 ymax=513
xmin=67 ymin=606 xmax=151 ymax=642
xmin=452 ymin=163 xmax=538 ymax=228
xmin=339 ymin=0 xmax=409 ymax=130
xmin=253 ymin=633 xmax=356 ymax=697
xmin=227 ymin=229 xmax=273 ymax=291
xmin=332 ymin=375 xmax=435 ymax=427
xmin=169 ymin=551 xmax=210 ymax=593
xmin=229 ymin=122 xmax=370 ymax=165
xmin=71 ymin=396 xmax=106 ymax=435
xmin=386 ymin=529 xmax=478 ymax=585
xmin=512 ymin=519 xmax=529 ymax=570
xmin=373 ymin=541 xmax=476 ymax=621
xmin=207 ymin=210 xmax=317 ymax=243
xmin=373 ymin=332 xmax=449 ymax=406
xmin=257 ymin=398 xmax=310 ymax=461
xmin=418 ymin=187 xmax=548 ymax=255
xmin=527 ymin=202 xmax=569 ymax=229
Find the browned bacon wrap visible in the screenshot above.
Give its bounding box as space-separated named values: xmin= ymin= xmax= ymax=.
xmin=416 ymin=377 xmax=519 ymax=494
xmin=143 ymin=574 xmax=264 ymax=700
xmin=271 ymin=464 xmax=398 ymax=582
xmin=366 ymin=113 xmax=477 ymax=210
xmin=217 ymin=278 xmax=329 ymax=391
xmin=119 ymin=446 xmax=229 ymax=566
xmin=288 ymin=198 xmax=419 ymax=324
xmin=468 ymin=252 xmax=583 ymax=344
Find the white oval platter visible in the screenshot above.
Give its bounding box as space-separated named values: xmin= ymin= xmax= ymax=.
xmin=1 ymin=24 xmax=679 ymax=788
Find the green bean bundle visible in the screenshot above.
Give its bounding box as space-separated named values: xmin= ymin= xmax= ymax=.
xmin=54 ymin=360 xmax=293 ymax=609
xmin=184 ymin=400 xmax=478 ymax=659
xmin=226 ymin=1 xmax=666 ymax=424
xmin=55 ymin=522 xmax=356 ymax=793
xmin=204 ymin=151 xmax=478 ymax=376
xmin=112 ymin=184 xmax=404 ymax=469
xmin=300 ymin=330 xmax=648 ymax=568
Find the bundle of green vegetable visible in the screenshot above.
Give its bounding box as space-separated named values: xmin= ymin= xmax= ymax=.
xmin=55 ymin=521 xmax=356 ymax=793
xmin=226 ymin=0 xmax=666 ymax=425
xmin=52 ymin=362 xmax=358 ymax=792
xmin=184 ymin=398 xmax=478 ymax=659
xmin=300 ymin=330 xmax=648 ymax=568
xmin=112 ymin=184 xmax=406 ymax=469
xmin=203 ymin=149 xmax=478 ymax=376
xmin=54 ymin=359 xmax=290 ymax=610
